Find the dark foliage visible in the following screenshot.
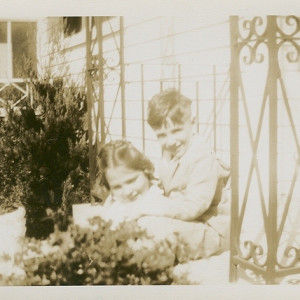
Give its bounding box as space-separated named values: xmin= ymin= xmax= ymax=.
xmin=0 ymin=78 xmax=89 ymax=238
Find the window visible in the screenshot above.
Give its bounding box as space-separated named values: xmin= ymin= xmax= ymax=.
xmin=0 ymin=22 xmax=8 ymax=77
xmin=12 ymin=22 xmax=37 ymax=78
xmin=0 ymin=22 xmax=7 ymax=43
xmin=63 ymin=17 xmax=82 ymax=37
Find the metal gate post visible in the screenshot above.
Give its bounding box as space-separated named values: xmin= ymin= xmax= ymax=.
xmin=213 ymin=65 xmax=217 ymax=153
xmin=195 ymin=81 xmax=200 ymax=134
xmin=85 ymin=17 xmax=96 ymax=203
xmin=120 ymin=17 xmax=126 ymax=139
xmin=266 ymin=15 xmax=278 ymax=284
xmin=229 ymin=15 xmax=240 ymax=283
xmin=95 ymin=17 xmax=105 ymax=146
xmin=85 ymin=16 xmax=107 ymax=203
xmin=140 ymin=64 xmax=146 ymax=153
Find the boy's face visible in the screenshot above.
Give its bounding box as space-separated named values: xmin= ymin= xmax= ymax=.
xmin=105 ymin=165 xmax=150 ymax=203
xmin=154 ymin=115 xmax=194 ymax=160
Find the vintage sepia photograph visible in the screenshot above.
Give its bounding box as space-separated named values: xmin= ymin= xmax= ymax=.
xmin=1 ymin=0 xmax=300 ymax=299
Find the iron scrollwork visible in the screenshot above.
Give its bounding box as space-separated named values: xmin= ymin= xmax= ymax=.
xmin=239 ymin=240 xmax=267 ymax=268
xmin=277 ymin=245 xmax=300 ymax=269
xmin=237 ymin=16 xmax=300 ymax=65
xmin=277 ymin=16 xmax=300 ymax=63
xmin=241 ymin=43 xmax=266 ymax=65
xmin=88 ymin=55 xmax=101 ymax=80
xmin=89 ymin=55 xmax=121 ymax=84
xmin=276 ymin=16 xmax=300 ymax=38
xmin=238 ymin=17 xmax=267 ymax=65
xmin=103 ymin=55 xmax=121 ymax=83
xmin=239 ymin=17 xmax=267 ymax=41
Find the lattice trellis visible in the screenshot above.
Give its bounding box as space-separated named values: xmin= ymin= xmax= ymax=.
xmin=85 ymin=16 xmax=125 ymax=202
xmin=230 ymin=16 xmax=300 ymax=284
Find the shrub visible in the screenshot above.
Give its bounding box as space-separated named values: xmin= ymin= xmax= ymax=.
xmin=0 ymin=78 xmax=89 ymax=238
xmin=0 ymin=105 xmax=32 ymax=215
xmin=0 ymin=218 xmax=176 ymax=285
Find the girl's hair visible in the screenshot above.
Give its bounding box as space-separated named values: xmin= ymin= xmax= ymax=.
xmin=147 ymin=89 xmax=192 ymax=130
xmin=97 ymin=140 xmax=155 ymax=190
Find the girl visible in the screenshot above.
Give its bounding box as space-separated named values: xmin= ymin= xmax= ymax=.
xmin=97 ymin=140 xmax=161 ymax=203
xmin=96 ymin=140 xmax=177 ymax=269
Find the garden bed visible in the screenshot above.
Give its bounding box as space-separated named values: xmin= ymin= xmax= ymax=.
xmin=2 ymin=218 xmax=300 ymax=286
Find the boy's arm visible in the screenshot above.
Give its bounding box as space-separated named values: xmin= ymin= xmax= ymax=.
xmin=136 ymin=151 xmax=219 ymax=221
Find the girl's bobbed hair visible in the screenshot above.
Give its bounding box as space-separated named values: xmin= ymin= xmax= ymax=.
xmin=97 ymin=140 xmax=155 ymax=190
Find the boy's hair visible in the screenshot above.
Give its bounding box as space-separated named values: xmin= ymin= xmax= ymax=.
xmin=147 ymin=89 xmax=192 ymax=130
xmin=97 ymin=140 xmax=154 ymax=190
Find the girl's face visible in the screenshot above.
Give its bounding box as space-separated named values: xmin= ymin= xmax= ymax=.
xmin=105 ymin=165 xmax=150 ymax=203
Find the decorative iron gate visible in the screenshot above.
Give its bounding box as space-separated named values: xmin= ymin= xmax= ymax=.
xmin=230 ymin=16 xmax=300 ymax=284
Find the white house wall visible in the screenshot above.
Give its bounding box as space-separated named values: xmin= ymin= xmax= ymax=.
xmin=122 ymin=16 xmax=231 ymax=163
xmin=38 ymin=17 xmax=86 ymax=86
xmin=37 ymin=16 xmax=231 ymax=164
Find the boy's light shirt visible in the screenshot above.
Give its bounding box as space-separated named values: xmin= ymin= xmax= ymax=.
xmin=156 ymin=134 xmax=199 ymax=192
xmin=136 ymin=134 xmax=228 ymax=221
xmin=158 ymin=134 xmax=198 ymax=192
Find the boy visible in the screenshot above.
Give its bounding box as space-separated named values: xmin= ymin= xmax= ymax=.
xmin=133 ymin=89 xmax=230 ymax=257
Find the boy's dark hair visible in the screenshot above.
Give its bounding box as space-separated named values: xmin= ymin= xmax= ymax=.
xmin=147 ymin=89 xmax=192 ymax=129
xmin=97 ymin=140 xmax=154 ymax=190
